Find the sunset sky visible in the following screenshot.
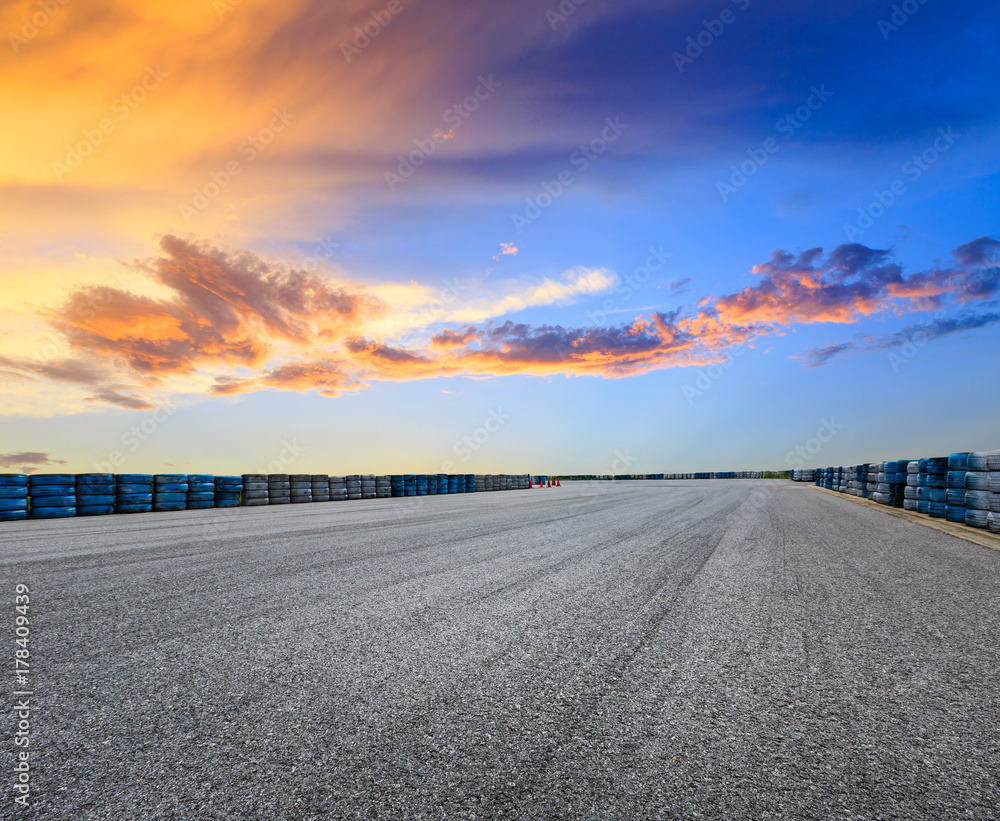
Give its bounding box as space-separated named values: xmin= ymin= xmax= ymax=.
xmin=1 ymin=0 xmax=998 ymax=475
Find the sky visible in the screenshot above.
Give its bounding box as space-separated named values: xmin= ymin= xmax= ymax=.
xmin=0 ymin=0 xmax=998 ymax=476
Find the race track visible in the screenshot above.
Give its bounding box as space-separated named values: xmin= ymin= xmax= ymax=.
xmin=2 ymin=480 xmax=998 ymax=819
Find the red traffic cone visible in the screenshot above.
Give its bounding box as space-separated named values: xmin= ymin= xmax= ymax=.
xmin=556 ymin=479 xmax=561 ymax=487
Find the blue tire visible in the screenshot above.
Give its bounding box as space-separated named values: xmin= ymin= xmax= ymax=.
xmin=948 ymin=452 xmax=970 ymax=471
xmin=0 ymin=474 xmax=29 ymax=486
xmin=117 ymin=493 xmax=153 ymax=504
xmin=186 ymin=500 xmax=214 ymax=510
xmin=28 ymin=474 xmax=75 ymax=486
xmin=153 ymin=501 xmax=187 ymax=511
xmin=188 ymin=483 xmax=215 ymax=493
xmin=0 ymin=487 xmax=28 ymax=498
xmin=0 ymin=510 xmax=28 ymax=521
xmin=187 ymin=492 xmax=214 ymax=501
xmin=28 ymin=485 xmax=75 ymax=496
xmin=154 ymin=474 xmax=187 ymax=483
xmin=116 ymin=474 xmax=153 ymax=484
xmin=116 ymin=503 xmax=152 ymax=514
xmin=215 ymin=499 xmax=240 ymax=508
xmin=78 ymin=504 xmax=115 ymax=516
xmin=76 ymin=494 xmax=115 ymax=506
xmin=0 ymin=499 xmax=29 ymax=511
xmin=153 ymin=492 xmax=186 ymax=503
xmin=76 ymin=474 xmax=114 ymax=485
xmin=215 ymin=475 xmax=241 ymax=483
xmin=30 ymin=495 xmax=76 ymax=507
xmin=187 ymin=475 xmax=214 ymax=483
xmin=31 ymin=507 xmax=76 ymax=519
xmin=215 ymin=492 xmax=241 ymax=501
xmin=154 ymin=483 xmax=189 ymax=493
xmin=946 ymin=505 xmax=967 ymax=524
xmin=116 ymin=483 xmax=153 ymax=494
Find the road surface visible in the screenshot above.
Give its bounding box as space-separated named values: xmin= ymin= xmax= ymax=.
xmin=2 ymin=480 xmax=998 ymax=819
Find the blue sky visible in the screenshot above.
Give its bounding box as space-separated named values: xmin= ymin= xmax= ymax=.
xmin=0 ymin=0 xmax=997 ymax=474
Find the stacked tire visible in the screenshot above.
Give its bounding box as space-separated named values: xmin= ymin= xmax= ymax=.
xmin=465 ymin=474 xmax=475 ymax=493
xmin=945 ymin=453 xmax=970 ymax=524
xmin=116 ymin=474 xmax=153 ymax=513
xmin=964 ymin=452 xmax=992 ymax=529
xmin=76 ymin=473 xmax=115 ymax=516
xmin=215 ymin=476 xmax=243 ymax=508
xmin=989 ymin=450 xmax=1000 ymax=535
xmin=0 ymin=475 xmax=29 ymax=522
xmin=187 ymin=474 xmax=215 ymax=510
xmin=153 ymin=474 xmax=188 ymax=512
xmin=404 ymin=475 xmax=416 ymax=497
xmin=903 ymin=461 xmax=919 ymax=511
xmin=475 ymin=475 xmax=486 ymax=492
xmin=415 ymin=475 xmax=428 ymax=496
xmin=448 ymin=474 xmax=461 ymax=493
xmin=329 ymin=476 xmax=348 ymax=502
xmin=242 ymin=474 xmax=268 ymax=506
xmin=346 ymin=475 xmax=362 ymax=500
xmin=311 ymin=475 xmax=330 ymax=503
xmin=28 ymin=474 xmax=76 ymax=520
xmin=390 ymin=475 xmax=405 ymax=498
xmin=290 ymin=474 xmax=312 ymax=504
xmin=268 ymin=474 xmax=290 ymax=505
xmin=376 ymin=476 xmax=391 ymax=499
xmin=361 ymin=475 xmax=376 ymax=499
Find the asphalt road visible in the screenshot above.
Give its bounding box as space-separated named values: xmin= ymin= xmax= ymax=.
xmin=2 ymin=480 xmax=999 ymax=820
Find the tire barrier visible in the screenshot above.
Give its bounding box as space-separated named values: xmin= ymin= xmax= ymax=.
xmin=807 ymin=450 xmax=1000 ymax=536
xmin=329 ymin=476 xmax=348 ymax=502
xmin=1 ymin=469 xmax=536 ymax=523
xmin=361 ymin=475 xmax=377 ymax=500
xmin=116 ymin=473 xmax=153 ymax=513
xmin=311 ymin=475 xmax=330 ymax=503
xmin=76 ymin=473 xmax=115 ymax=516
xmin=28 ymin=474 xmax=77 ymax=519
xmin=242 ymin=474 xmax=268 ymax=506
xmin=268 ymin=474 xmax=290 ymax=505
xmin=346 ymin=475 xmax=362 ymax=500
xmin=153 ymin=474 xmax=188 ymax=512
xmin=186 ymin=474 xmax=215 ymax=510
xmin=215 ymin=476 xmax=243 ymax=508
xmin=289 ymin=474 xmax=312 ymax=504
xmin=0 ymin=474 xmax=29 ymax=522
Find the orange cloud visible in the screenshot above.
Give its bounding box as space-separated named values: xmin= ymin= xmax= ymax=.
xmin=6 ymin=235 xmax=996 ymax=406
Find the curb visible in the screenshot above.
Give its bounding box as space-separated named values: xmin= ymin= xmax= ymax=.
xmin=812 ymin=486 xmax=1000 ymax=553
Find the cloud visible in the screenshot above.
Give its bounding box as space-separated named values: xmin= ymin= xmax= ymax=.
xmin=14 ymin=234 xmax=1000 ymax=401
xmin=801 ymin=311 xmax=1000 ymax=368
xmin=0 ymin=452 xmax=68 ymax=471
xmin=492 ymin=242 xmax=518 ymax=261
